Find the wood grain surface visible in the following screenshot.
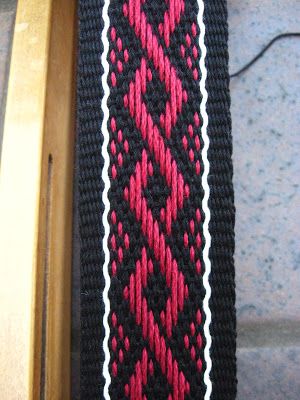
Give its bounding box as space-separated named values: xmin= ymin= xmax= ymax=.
xmin=0 ymin=0 xmax=76 ymax=398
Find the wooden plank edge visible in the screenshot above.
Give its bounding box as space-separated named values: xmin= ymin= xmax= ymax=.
xmin=0 ymin=0 xmax=76 ymax=398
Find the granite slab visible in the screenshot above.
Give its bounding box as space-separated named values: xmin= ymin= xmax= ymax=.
xmin=228 ymin=0 xmax=300 ymax=325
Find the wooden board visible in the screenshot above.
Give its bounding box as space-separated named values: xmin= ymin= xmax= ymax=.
xmin=0 ymin=0 xmax=76 ymax=398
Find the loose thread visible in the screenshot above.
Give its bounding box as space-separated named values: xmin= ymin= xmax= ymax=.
xmin=230 ymin=32 xmax=300 ymax=78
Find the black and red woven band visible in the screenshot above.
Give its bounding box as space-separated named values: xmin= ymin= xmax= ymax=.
xmin=78 ymin=1 xmax=236 ymax=399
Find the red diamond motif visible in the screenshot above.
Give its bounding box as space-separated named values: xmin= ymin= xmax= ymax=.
xmin=108 ymin=1 xmax=203 ymax=398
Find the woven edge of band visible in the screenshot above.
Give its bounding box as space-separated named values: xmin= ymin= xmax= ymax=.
xmin=197 ymin=1 xmax=212 ymax=399
xmin=101 ymin=0 xmax=112 ymax=399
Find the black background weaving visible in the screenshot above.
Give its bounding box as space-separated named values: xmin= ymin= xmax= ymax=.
xmin=78 ymin=0 xmax=236 ymax=399
xmin=204 ymin=1 xmax=237 ymax=399
xmin=78 ymin=1 xmax=105 ymax=399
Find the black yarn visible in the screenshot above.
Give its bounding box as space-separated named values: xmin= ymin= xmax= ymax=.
xmin=230 ymin=32 xmax=300 ymax=78
xmin=204 ymin=1 xmax=236 ymax=399
xmin=78 ymin=1 xmax=105 ymax=399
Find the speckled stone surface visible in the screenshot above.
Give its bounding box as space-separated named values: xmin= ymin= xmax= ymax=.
xmin=237 ymin=347 xmax=300 ymax=399
xmin=229 ymin=0 xmax=300 ymax=324
xmin=228 ymin=1 xmax=300 ymax=398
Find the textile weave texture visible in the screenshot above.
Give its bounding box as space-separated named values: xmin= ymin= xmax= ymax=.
xmin=78 ymin=1 xmax=236 ymax=399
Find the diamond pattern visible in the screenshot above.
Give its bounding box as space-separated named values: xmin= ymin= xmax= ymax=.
xmin=107 ymin=1 xmax=205 ymax=399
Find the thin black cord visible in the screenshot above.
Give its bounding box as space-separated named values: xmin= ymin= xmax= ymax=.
xmin=230 ymin=32 xmax=300 ymax=78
